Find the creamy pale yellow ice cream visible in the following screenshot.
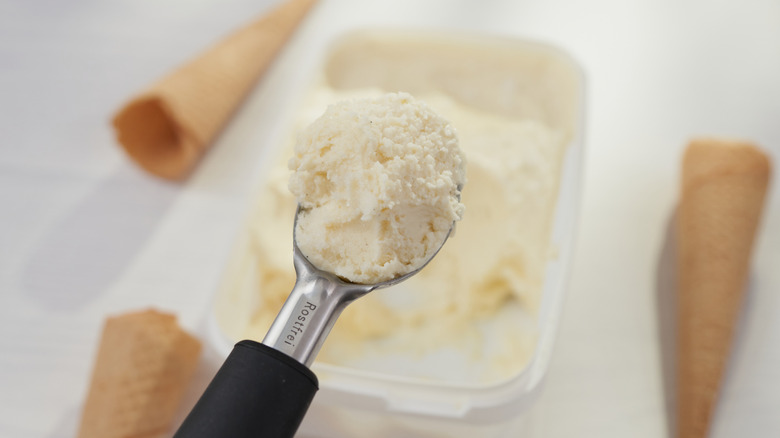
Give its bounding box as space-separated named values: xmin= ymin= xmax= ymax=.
xmin=216 ymin=33 xmax=575 ymax=383
xmin=223 ymin=87 xmax=567 ymax=381
xmin=289 ymin=93 xmax=465 ymax=284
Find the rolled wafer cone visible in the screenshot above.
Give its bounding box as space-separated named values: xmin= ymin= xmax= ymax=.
xmin=113 ymin=0 xmax=318 ymax=180
xmin=78 ymin=309 xmax=202 ymax=438
xmin=677 ymin=139 xmax=772 ymax=438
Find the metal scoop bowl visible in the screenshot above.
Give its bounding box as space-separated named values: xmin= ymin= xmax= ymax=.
xmin=263 ymin=206 xmax=452 ymax=367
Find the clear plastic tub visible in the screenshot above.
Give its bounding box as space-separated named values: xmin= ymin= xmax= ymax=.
xmin=207 ymin=29 xmax=585 ymax=437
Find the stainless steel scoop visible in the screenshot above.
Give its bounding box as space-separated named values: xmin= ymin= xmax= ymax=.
xmin=263 ymin=207 xmax=452 ymax=367
xmin=175 ymin=206 xmax=455 ymax=438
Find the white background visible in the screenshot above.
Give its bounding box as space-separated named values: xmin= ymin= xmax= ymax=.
xmin=1 ymin=0 xmax=779 ymax=436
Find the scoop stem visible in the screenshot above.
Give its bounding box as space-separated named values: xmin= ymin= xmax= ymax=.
xmin=262 ymin=245 xmax=374 ymax=366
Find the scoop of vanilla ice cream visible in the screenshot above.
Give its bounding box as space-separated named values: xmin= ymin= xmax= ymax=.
xmin=288 ymin=92 xmax=466 ymax=284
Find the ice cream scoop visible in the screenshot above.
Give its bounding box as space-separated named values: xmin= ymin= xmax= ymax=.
xmin=173 ymin=209 xmax=456 ymax=438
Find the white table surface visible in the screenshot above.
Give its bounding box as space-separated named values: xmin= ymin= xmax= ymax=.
xmin=1 ymin=0 xmax=779 ymax=436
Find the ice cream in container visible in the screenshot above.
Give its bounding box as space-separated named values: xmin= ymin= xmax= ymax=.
xmin=208 ymin=29 xmax=585 ymax=437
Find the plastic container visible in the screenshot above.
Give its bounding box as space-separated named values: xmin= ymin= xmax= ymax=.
xmin=207 ymin=29 xmax=585 ymax=437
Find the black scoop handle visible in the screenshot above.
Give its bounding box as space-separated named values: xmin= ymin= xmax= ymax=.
xmin=174 ymin=340 xmax=318 ymax=438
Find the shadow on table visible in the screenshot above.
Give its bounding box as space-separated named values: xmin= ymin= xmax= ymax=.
xmin=45 ymin=405 xmax=81 ymax=438
xmin=21 ymin=165 xmax=180 ymax=310
xmin=655 ymin=208 xmax=678 ymax=438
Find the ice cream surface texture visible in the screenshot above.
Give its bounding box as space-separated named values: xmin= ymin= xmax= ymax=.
xmin=220 ymin=87 xmax=568 ymax=382
xmin=289 ymin=92 xmax=466 ymax=284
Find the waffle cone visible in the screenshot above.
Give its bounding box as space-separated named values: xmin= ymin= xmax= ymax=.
xmin=677 ymin=139 xmax=771 ymax=438
xmin=78 ymin=309 xmax=202 ymax=438
xmin=113 ymin=0 xmax=317 ymax=179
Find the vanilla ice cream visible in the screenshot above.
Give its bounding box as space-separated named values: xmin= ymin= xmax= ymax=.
xmin=289 ymin=92 xmax=465 ymax=284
